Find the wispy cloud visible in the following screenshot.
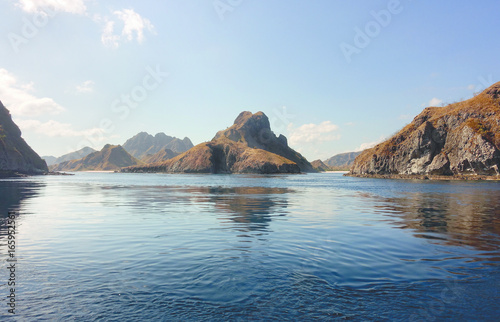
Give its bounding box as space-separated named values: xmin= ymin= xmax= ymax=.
xmin=287 ymin=121 xmax=340 ymax=145
xmin=114 ymin=9 xmax=154 ymax=43
xmin=99 ymin=9 xmax=155 ymax=48
xmin=76 ymin=80 xmax=94 ymax=93
xmin=12 ymin=2 xmax=154 ymax=49
xmin=16 ymin=119 xmax=104 ymax=138
xmin=428 ymin=97 xmax=443 ymax=107
xmin=354 ymin=135 xmax=386 ymax=152
xmin=14 ymin=0 xmax=87 ymax=14
xmin=101 ymin=20 xmax=120 ymax=48
xmin=0 ymin=68 xmax=64 ymax=116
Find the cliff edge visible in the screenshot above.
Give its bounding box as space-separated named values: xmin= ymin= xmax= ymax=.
xmin=348 ymin=82 xmax=500 ymax=178
xmin=0 ymin=101 xmax=48 ymax=175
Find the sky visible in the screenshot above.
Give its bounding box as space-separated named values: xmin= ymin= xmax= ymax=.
xmin=0 ymin=0 xmax=499 ymax=161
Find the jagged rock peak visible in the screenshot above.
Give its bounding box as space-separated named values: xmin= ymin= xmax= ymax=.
xmin=213 ymin=111 xmax=278 ymax=149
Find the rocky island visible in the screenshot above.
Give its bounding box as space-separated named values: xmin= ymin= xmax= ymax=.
xmin=123 ymin=111 xmax=314 ymax=174
xmin=348 ymin=82 xmax=500 ymax=180
xmin=0 ymin=101 xmax=48 ymax=176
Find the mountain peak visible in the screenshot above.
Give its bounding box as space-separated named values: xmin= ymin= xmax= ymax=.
xmin=213 ymin=111 xmax=271 ymax=147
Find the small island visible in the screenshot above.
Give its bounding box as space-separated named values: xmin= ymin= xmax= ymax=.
xmin=122 ymin=111 xmax=314 ymax=174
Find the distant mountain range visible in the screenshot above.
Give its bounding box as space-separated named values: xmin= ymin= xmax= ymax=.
xmin=0 ymin=101 xmax=47 ymax=175
xmin=123 ymin=111 xmax=314 ymax=174
xmin=122 ymin=132 xmax=193 ymax=159
xmin=50 ymin=144 xmax=142 ymax=171
xmin=43 ymin=147 xmax=96 ymax=166
xmin=323 ymin=151 xmax=362 ymax=170
xmin=142 ymin=148 xmax=179 ymax=164
xmin=49 ymin=132 xmax=192 ymax=171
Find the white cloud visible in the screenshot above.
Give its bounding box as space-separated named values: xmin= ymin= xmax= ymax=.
xmin=355 ymin=135 xmax=386 ymax=152
xmin=15 ymin=0 xmax=87 ymax=14
xmin=16 ymin=119 xmax=104 ymax=138
xmin=467 ymin=84 xmax=475 ymax=91
xmin=101 ymin=20 xmax=120 ymax=48
xmin=287 ymin=121 xmax=340 ymax=145
xmin=114 ymin=9 xmax=154 ymax=43
xmin=76 ymin=80 xmax=94 ymax=93
xmin=428 ymin=97 xmax=443 ymax=106
xmin=0 ymin=68 xmax=65 ymax=116
xmin=100 ymin=9 xmax=154 ymax=48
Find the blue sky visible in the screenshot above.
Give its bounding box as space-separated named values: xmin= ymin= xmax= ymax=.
xmin=0 ymin=0 xmax=499 ymax=160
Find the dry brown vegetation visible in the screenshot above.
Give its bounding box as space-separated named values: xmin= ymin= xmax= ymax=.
xmin=354 ymin=82 xmax=500 ymax=166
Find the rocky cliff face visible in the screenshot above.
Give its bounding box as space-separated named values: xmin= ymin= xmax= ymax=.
xmin=123 ymin=132 xmax=193 ymax=159
xmin=0 ymin=101 xmax=48 ymax=175
xmin=51 ymin=144 xmax=142 ymax=171
xmin=124 ymin=111 xmax=314 ymax=174
xmin=349 ymin=82 xmax=500 ymax=177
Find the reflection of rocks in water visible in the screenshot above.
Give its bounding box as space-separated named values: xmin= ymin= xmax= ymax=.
xmin=374 ymin=189 xmax=500 ymax=251
xmin=0 ymin=180 xmax=44 ymax=240
xmin=0 ymin=180 xmax=44 ymax=218
xmin=205 ymin=186 xmax=291 ymax=232
xmin=112 ymin=185 xmax=292 ymax=232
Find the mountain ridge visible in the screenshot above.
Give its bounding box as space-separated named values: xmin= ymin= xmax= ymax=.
xmin=43 ymin=147 xmax=96 ymax=166
xmin=122 ymin=132 xmax=193 ymax=159
xmin=324 ymin=151 xmax=361 ymax=170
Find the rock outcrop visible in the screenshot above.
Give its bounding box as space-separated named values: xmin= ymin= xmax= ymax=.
xmin=311 ymin=159 xmax=331 ymax=171
xmin=349 ymin=82 xmax=500 ymax=177
xmin=51 ymin=144 xmax=142 ymax=171
xmin=0 ymin=101 xmax=48 ymax=175
xmin=123 ymin=111 xmax=314 ymax=174
xmin=123 ymin=132 xmax=193 ymax=159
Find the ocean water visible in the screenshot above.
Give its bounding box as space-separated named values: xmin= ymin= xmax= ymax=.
xmin=0 ymin=172 xmax=499 ymax=321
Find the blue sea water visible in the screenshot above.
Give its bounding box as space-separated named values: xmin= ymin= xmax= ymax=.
xmin=0 ymin=172 xmax=499 ymax=321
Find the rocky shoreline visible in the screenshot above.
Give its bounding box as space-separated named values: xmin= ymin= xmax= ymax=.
xmin=345 ymin=173 xmax=500 ymax=181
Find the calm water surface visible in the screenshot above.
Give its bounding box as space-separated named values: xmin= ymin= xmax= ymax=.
xmin=0 ymin=173 xmax=499 ymax=320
